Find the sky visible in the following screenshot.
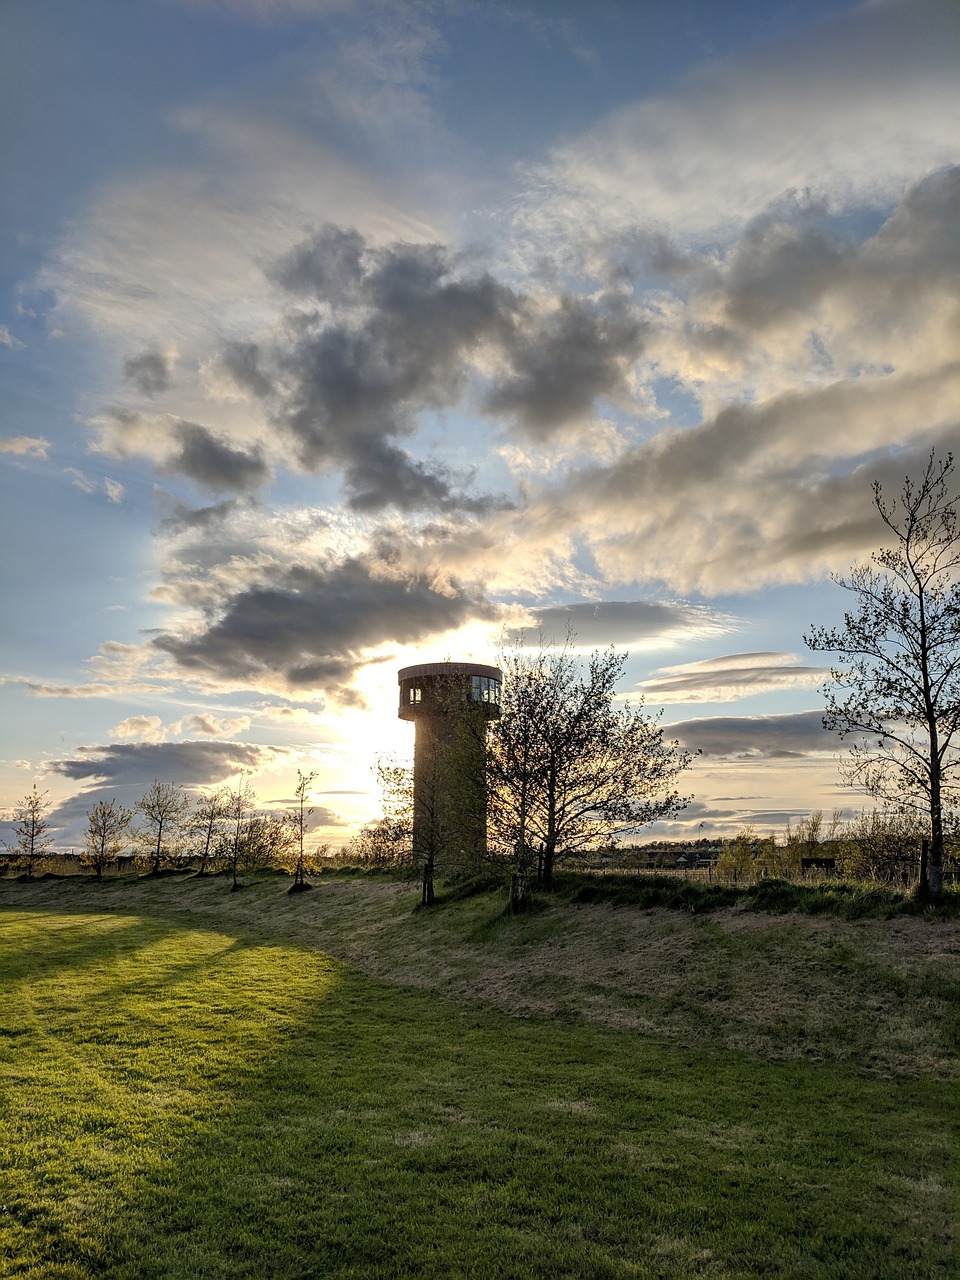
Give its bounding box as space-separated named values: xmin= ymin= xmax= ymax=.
xmin=1 ymin=0 xmax=958 ymax=850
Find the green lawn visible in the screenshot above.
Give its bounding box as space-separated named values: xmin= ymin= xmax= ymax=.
xmin=1 ymin=881 xmax=956 ymax=1277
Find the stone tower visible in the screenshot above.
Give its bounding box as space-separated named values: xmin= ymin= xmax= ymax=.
xmin=397 ymin=661 xmax=502 ymax=888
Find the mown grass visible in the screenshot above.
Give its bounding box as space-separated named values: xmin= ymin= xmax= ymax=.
xmin=1 ymin=881 xmax=957 ymax=1277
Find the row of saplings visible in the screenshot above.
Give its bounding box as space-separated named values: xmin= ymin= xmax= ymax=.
xmin=5 ymin=773 xmax=325 ymax=894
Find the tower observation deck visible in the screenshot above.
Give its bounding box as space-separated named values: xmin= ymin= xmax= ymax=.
xmin=398 ymin=661 xmax=502 ymax=879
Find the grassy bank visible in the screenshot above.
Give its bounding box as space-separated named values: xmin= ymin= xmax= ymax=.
xmin=1 ymin=876 xmax=957 ymax=1277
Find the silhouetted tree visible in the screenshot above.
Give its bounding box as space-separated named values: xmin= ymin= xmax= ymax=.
xmin=82 ymin=798 xmax=132 ymax=877
xmin=287 ymin=769 xmax=318 ymax=891
xmin=223 ymin=780 xmax=256 ymax=889
xmin=806 ymin=451 xmax=960 ymax=896
xmin=7 ymin=785 xmax=54 ymax=876
xmin=189 ymin=787 xmax=230 ymax=875
xmin=134 ymin=780 xmax=190 ymax=875
xmin=490 ymin=639 xmax=694 ymax=901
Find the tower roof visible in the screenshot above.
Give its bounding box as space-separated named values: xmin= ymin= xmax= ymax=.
xmin=397 ymin=661 xmax=502 ymax=683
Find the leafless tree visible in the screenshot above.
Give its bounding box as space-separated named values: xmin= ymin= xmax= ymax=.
xmin=806 ymin=451 xmax=960 ymax=896
xmin=82 ymin=798 xmax=132 ymax=877
xmin=6 ymin=785 xmax=55 ymax=876
xmin=134 ymin=780 xmax=191 ymax=875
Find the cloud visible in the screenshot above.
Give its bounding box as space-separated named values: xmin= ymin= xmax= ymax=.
xmin=152 ymin=552 xmax=496 ymax=697
xmin=270 ymin=227 xmax=519 ymax=511
xmin=0 ymin=325 xmax=25 ymax=350
xmin=48 ymin=739 xmax=281 ymax=785
xmin=540 ymin=378 xmax=960 ymax=594
xmin=123 ymin=349 xmax=174 ymax=396
xmin=111 ymin=715 xmax=167 ymax=743
xmin=527 ymin=0 xmax=960 ymax=244
xmin=157 ymin=498 xmax=239 ymax=533
xmin=482 ymin=292 xmax=645 ymax=441
xmin=63 ymin=468 xmax=129 ymax=503
xmin=672 ymin=710 xmax=836 ymax=759
xmin=0 ymin=436 xmax=49 ymax=459
xmin=160 ymin=420 xmax=270 ymax=493
xmin=182 ymin=713 xmax=252 ymax=737
xmin=641 ymin=653 xmax=830 ymax=704
xmin=508 ymin=600 xmax=735 ymax=649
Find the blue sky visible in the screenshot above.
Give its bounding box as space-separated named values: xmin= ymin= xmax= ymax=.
xmin=2 ymin=0 xmax=958 ymax=847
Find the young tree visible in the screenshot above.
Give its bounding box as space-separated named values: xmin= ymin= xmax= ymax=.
xmin=490 ymin=639 xmax=694 ymax=897
xmin=134 ymin=780 xmax=191 ymax=875
xmin=805 ymin=451 xmax=960 ymax=896
xmin=82 ymin=798 xmax=132 ymax=878
xmin=287 ymin=769 xmax=318 ymax=891
xmin=222 ymin=780 xmax=256 ymax=889
xmin=7 ymin=785 xmax=54 ymax=876
xmin=189 ymin=787 xmax=230 ymax=875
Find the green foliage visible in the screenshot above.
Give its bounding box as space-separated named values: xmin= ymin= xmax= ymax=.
xmin=1 ymin=899 xmax=954 ymax=1279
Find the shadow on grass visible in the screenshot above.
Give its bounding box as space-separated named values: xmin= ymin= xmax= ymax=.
xmin=2 ymin=908 xmax=954 ymax=1279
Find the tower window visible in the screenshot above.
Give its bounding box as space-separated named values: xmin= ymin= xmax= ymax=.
xmin=408 ymin=684 xmax=422 ymax=704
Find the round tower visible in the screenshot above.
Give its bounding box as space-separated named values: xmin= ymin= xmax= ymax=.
xmin=398 ymin=661 xmax=502 ymax=872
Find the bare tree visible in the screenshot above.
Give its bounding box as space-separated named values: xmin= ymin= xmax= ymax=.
xmin=6 ymin=785 xmax=54 ymax=876
xmin=189 ymin=787 xmax=230 ymax=875
xmin=490 ymin=639 xmax=694 ymax=901
xmin=82 ymin=798 xmax=132 ymax=877
xmin=134 ymin=780 xmax=191 ymax=875
xmin=222 ymin=780 xmax=257 ymax=889
xmin=287 ymin=769 xmax=318 ymax=892
xmin=806 ymin=450 xmax=960 ymax=896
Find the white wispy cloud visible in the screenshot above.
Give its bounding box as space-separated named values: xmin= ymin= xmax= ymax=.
xmin=641 ymin=653 xmax=830 ymax=704
xmin=523 ymin=0 xmax=959 ymax=245
xmin=0 ymin=436 xmax=49 ymax=458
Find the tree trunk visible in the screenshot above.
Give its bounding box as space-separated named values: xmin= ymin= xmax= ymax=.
xmin=508 ymin=871 xmax=529 ymax=914
xmin=421 ymin=860 xmax=435 ymax=907
xmin=918 ymin=839 xmax=930 ymax=898
xmin=541 ymin=842 xmax=555 ymax=890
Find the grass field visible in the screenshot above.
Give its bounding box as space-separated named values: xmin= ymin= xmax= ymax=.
xmin=1 ymin=874 xmax=957 ymax=1278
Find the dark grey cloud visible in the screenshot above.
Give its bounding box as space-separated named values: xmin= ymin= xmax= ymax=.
xmin=162 ymin=421 xmax=270 ymax=493
xmin=508 ymin=600 xmax=725 ymax=648
xmin=123 ymin=350 xmax=172 ymax=397
xmin=158 ymin=498 xmax=239 ymax=533
xmin=221 ymin=342 xmax=274 ymax=400
xmin=483 ymin=292 xmax=644 ymax=438
xmin=671 ymin=710 xmax=835 ymax=758
xmin=153 ymin=555 xmax=495 ymax=696
xmin=48 ymin=739 xmax=277 ymax=785
xmin=270 ymin=224 xmax=366 ymax=301
xmin=722 ymin=195 xmax=849 ymax=329
xmin=270 ymin=227 xmax=518 ymax=512
xmin=42 ymin=741 xmax=284 ymax=847
xmin=720 ymin=166 xmax=960 ymax=332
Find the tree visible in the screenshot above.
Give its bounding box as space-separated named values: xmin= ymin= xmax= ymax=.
xmin=6 ymin=785 xmax=54 ymax=876
xmin=188 ymin=787 xmax=230 ymax=875
xmin=134 ymin=780 xmax=191 ymax=875
xmin=805 ymin=450 xmax=960 ymax=896
xmin=489 ymin=638 xmax=694 ymax=900
xmin=287 ymin=769 xmax=318 ymax=891
xmin=222 ymin=780 xmax=256 ymax=889
xmin=82 ymin=798 xmax=132 ymax=877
